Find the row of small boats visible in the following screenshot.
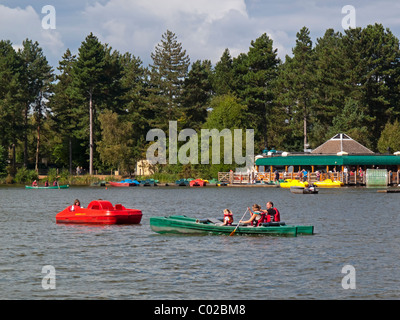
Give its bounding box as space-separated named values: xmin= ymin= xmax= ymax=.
xmin=280 ymin=178 xmax=344 ymax=195
xmin=108 ymin=178 xmax=157 ymax=187
xmin=280 ymin=178 xmax=343 ymax=189
xmin=55 ymin=201 xmax=314 ymax=237
xmin=107 ymin=178 xmax=225 ymax=187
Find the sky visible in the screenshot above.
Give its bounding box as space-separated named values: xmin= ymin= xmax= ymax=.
xmin=1 ymin=0 xmax=400 ymax=70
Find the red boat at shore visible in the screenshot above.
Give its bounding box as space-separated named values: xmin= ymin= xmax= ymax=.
xmin=56 ymin=200 xmax=143 ymax=225
xmin=109 ymin=181 xmax=138 ymax=187
xmin=189 ymin=179 xmax=207 ymax=187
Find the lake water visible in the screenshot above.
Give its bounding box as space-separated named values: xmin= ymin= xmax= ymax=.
xmin=0 ymin=184 xmax=399 ymax=300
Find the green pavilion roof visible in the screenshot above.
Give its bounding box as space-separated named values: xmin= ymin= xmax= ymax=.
xmin=255 ymin=155 xmax=400 ymax=167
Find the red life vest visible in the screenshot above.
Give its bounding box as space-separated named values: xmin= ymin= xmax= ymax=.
xmin=266 ymin=208 xmax=280 ymax=222
xmin=224 ymin=212 xmax=233 ymax=225
xmin=253 ymin=211 xmax=266 ymax=226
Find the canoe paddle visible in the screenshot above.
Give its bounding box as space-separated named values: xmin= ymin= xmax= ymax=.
xmin=229 ymin=208 xmax=248 ymax=236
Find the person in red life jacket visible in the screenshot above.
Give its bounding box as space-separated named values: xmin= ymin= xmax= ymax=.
xmin=240 ymin=204 xmax=265 ymax=226
xmin=264 ymin=201 xmax=280 ymax=222
xmin=32 ymin=180 xmax=38 ymax=187
xmin=221 ymin=209 xmax=233 ymax=226
xmin=44 ymin=180 xmax=49 ymax=187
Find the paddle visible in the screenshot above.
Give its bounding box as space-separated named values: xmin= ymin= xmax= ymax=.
xmin=229 ymin=208 xmax=248 ymax=236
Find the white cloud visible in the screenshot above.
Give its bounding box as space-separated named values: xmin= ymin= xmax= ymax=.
xmin=81 ymin=0 xmax=252 ymax=64
xmin=0 ymin=5 xmax=64 ymax=64
xmin=2 ymin=0 xmax=400 ymax=70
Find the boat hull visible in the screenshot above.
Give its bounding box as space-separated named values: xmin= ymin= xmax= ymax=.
xmin=189 ymin=179 xmax=207 ymax=187
xmin=290 ymin=186 xmax=318 ymax=194
xmin=150 ymin=215 xmax=313 ymax=236
xmin=26 ymin=185 xmax=69 ymax=189
xmin=56 ymin=200 xmax=142 ymax=225
xmin=280 ymin=179 xmax=309 ymax=188
xmin=109 ymin=181 xmax=138 ymax=187
xmin=314 ymin=179 xmax=343 ymax=188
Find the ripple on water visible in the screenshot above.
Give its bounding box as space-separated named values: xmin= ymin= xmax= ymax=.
xmin=0 ymin=186 xmax=399 ymax=299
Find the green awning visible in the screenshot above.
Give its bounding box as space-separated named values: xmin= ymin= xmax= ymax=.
xmin=255 ymin=155 xmax=400 ymax=167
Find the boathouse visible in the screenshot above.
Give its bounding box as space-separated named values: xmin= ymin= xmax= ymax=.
xmin=254 ymin=134 xmax=400 ymax=185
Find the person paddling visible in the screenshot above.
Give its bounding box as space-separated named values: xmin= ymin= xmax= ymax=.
xmin=240 ymin=204 xmax=265 ymax=226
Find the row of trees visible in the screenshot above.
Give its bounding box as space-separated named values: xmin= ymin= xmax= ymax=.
xmin=1 ymin=24 xmax=400 ymax=178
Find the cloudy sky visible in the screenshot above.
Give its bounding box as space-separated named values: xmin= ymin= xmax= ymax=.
xmin=1 ymin=0 xmax=400 ymax=70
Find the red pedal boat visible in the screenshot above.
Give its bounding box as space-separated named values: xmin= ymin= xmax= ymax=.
xmin=56 ymin=200 xmax=143 ymax=225
xmin=109 ymin=181 xmax=137 ymax=187
xmin=189 ymin=179 xmax=207 ymax=187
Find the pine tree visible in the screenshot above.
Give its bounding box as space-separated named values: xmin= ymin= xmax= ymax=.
xmin=237 ymin=33 xmax=280 ymax=149
xmin=274 ymin=27 xmax=315 ymax=151
xmin=70 ymin=33 xmax=106 ymax=175
xmin=120 ymin=52 xmax=150 ymax=165
xmin=149 ymin=30 xmax=190 ymax=130
xmin=342 ymin=24 xmax=400 ymax=149
xmin=49 ymin=49 xmax=84 ymax=172
xmin=18 ymin=39 xmax=54 ymax=170
xmin=211 ymin=49 xmax=234 ymax=95
xmin=0 ymin=40 xmax=24 ymax=172
xmin=312 ymin=29 xmax=348 ymax=146
xmin=181 ymin=59 xmax=213 ymax=130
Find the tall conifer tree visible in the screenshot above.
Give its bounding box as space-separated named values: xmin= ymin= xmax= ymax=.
xmin=149 ymin=30 xmax=190 ymax=130
xmin=70 ymin=33 xmax=106 ymax=175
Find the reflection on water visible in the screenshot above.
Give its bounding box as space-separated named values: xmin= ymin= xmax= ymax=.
xmin=0 ymin=185 xmax=399 ymax=299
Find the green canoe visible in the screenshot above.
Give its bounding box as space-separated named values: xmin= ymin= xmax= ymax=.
xmin=150 ymin=215 xmax=314 ymax=237
xmin=25 ymin=185 xmax=70 ymax=189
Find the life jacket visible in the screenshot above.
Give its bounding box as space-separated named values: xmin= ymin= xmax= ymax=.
xmin=224 ymin=212 xmax=233 ymax=225
xmin=252 ymin=211 xmax=266 ymax=226
xmin=266 ymin=208 xmax=280 ymax=223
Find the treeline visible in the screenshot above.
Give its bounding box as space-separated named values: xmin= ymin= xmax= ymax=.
xmin=1 ymin=24 xmax=400 ymax=178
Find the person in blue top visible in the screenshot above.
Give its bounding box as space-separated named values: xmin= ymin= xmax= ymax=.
xmin=302 ymin=169 xmax=308 ymax=182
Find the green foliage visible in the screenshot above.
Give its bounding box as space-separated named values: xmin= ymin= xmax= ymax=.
xmin=0 ymin=145 xmax=6 ymax=176
xmin=326 ymin=98 xmax=373 ymax=148
xmin=204 ymin=94 xmax=248 ymax=130
xmin=181 ymin=60 xmax=213 ymax=129
xmin=14 ymin=167 xmax=38 ymax=184
xmin=235 ymin=33 xmax=280 ymax=147
xmin=97 ymin=109 xmax=135 ymax=173
xmin=377 ymin=119 xmax=400 ymax=153
xmin=149 ymin=30 xmax=190 ymax=130
xmin=3 ymin=25 xmax=400 ymax=181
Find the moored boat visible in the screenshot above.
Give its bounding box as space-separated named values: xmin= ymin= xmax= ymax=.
xmin=150 ymin=215 xmax=313 ymax=237
xmin=314 ymin=179 xmax=343 ymax=188
xmin=109 ymin=180 xmax=139 ymax=187
xmin=25 ymin=184 xmax=69 ymax=189
xmin=279 ymin=179 xmax=309 ymax=188
xmin=189 ymin=179 xmax=207 ymax=187
xmin=175 ymin=179 xmax=189 ymax=186
xmin=56 ymin=200 xmax=142 ymax=225
xmin=208 ymin=179 xmax=228 ymax=186
xmin=140 ymin=179 xmax=158 ymax=186
xmin=290 ymin=186 xmax=318 ymax=194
